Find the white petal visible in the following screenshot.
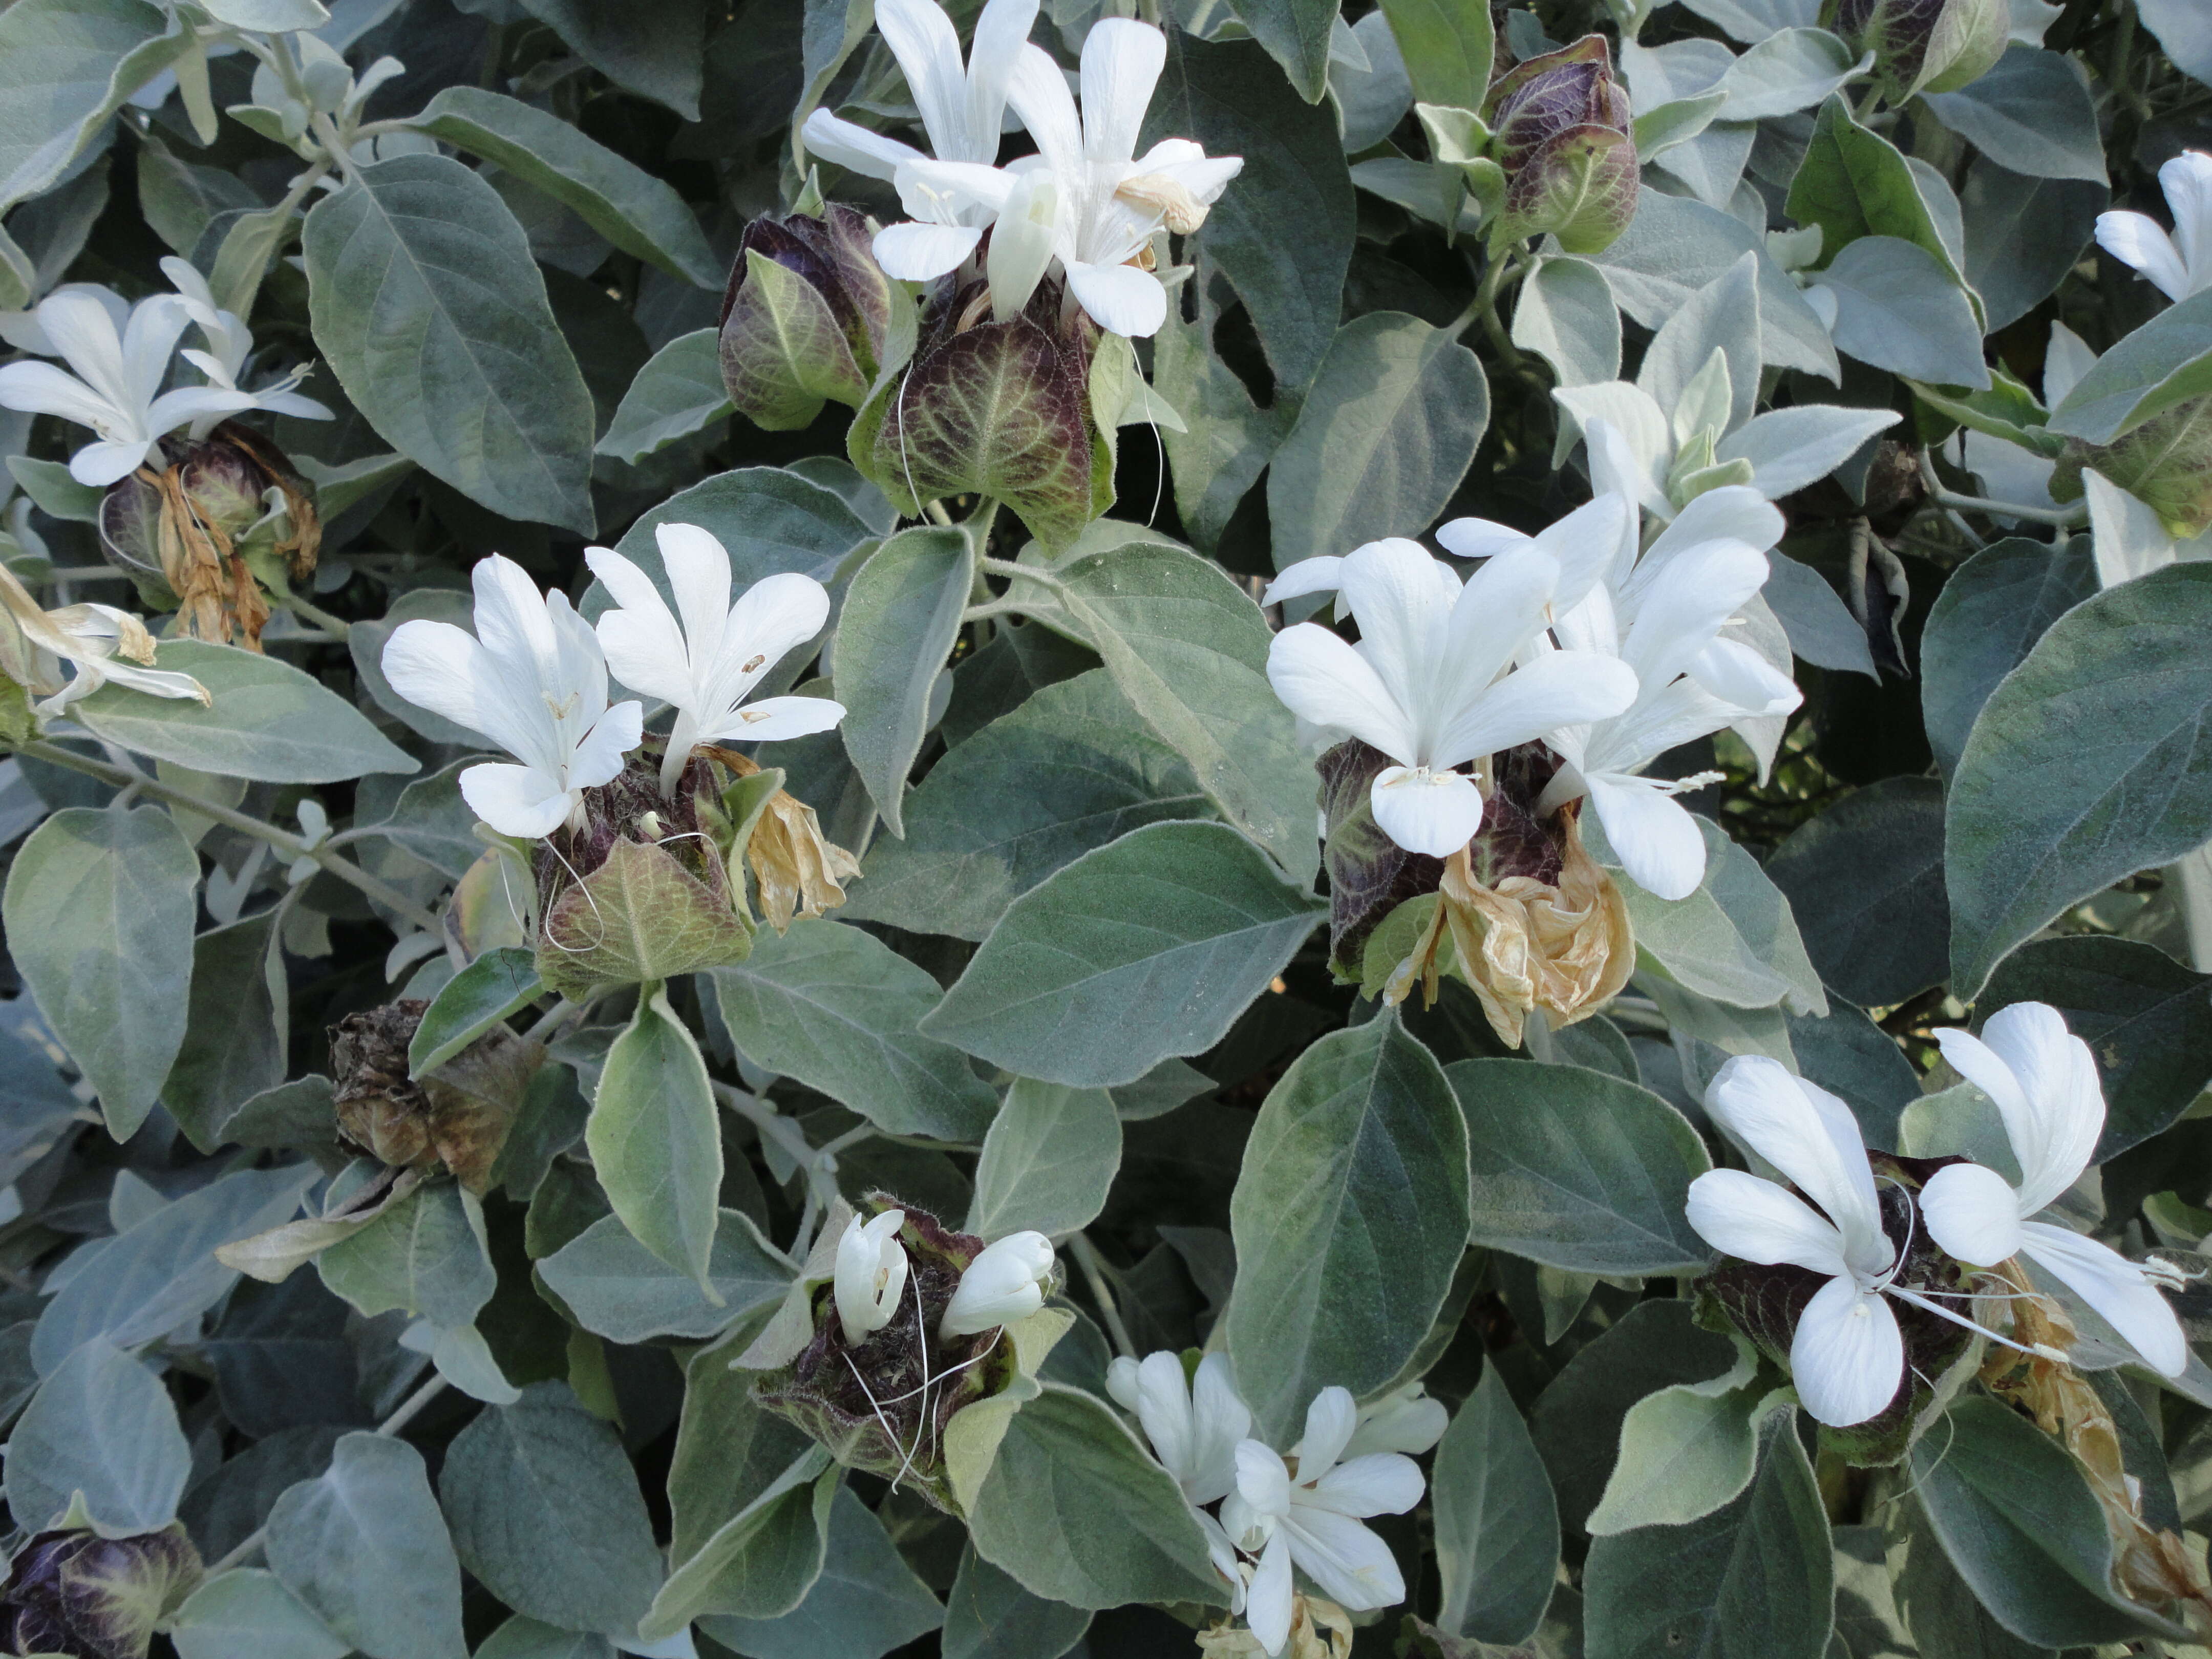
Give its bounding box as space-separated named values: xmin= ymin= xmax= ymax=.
xmin=1295 ymin=1387 xmax=1358 ymax=1475
xmin=1246 ymin=1532 xmax=1294 ymax=1657
xmin=1634 ymin=487 xmax=1784 ymax=591
xmin=965 ymin=0 xmax=1040 ymax=158
xmin=2160 ymin=150 xmax=2212 ymax=286
xmin=1975 ymin=1001 xmax=2104 ymax=1215
xmin=381 ymin=618 xmax=494 ymax=737
xmin=459 ymin=762 xmax=574 ymax=839
xmin=36 ymin=288 xmax=135 ymax=410
xmin=2095 ymin=210 xmax=2190 ymax=303
xmin=1434 ymin=651 xmax=1638 ymax=771
xmin=116 ymin=293 xmax=190 ymax=413
xmin=873 ymin=0 xmax=971 ymax=159
xmin=595 ymin=609 xmax=696 ymax=711
xmin=1617 ymin=539 xmax=1770 ymax=693
xmin=1266 ymin=623 xmax=1416 ymax=761
xmin=1080 ymin=18 xmax=1165 ymax=165
xmin=1064 ymin=259 xmax=1166 ymax=337
xmin=1342 ymin=1392 xmax=1446 ymax=1458
xmin=569 ymin=701 xmax=644 ymax=789
xmin=1187 ymin=1354 xmax=1251 ymax=1505
xmin=1105 ymin=1354 xmax=1142 ymax=1411
xmin=1918 ymin=1162 xmax=2026 ymax=1267
xmin=1432 ymin=542 xmax=1558 ymax=729
xmin=1235 ymin=1439 xmax=1292 ymax=1518
xmin=1585 ymin=773 xmax=1707 ymax=900
xmin=1261 ymin=556 xmax=1345 ymax=608
xmin=706 ymin=694 xmax=846 ymax=745
xmin=1340 ymin=538 xmax=1456 ymax=730
xmin=1792 ymin=1274 xmax=1904 ymax=1428
xmin=1304 ymin=1452 xmax=1423 ymax=1518
xmin=1555 ymin=385 xmax=1670 ymax=514
xmin=874 ymin=220 xmax=986 ymax=280
xmin=1684 ymin=1168 xmax=1852 ymax=1277
xmin=66 ymin=437 xmax=158 ymax=487
xmin=656 ymin=521 xmax=734 ymax=670
xmin=0 ymin=360 xmax=123 ymax=432
xmin=2020 ymin=1221 xmax=2188 ymax=1377
xmin=1432 ymin=517 xmax=1531 ymax=561
xmin=700 ymin=571 xmax=832 ymax=719
xmin=896 ymin=157 xmax=1019 ymax=222
xmin=2043 ymin=321 xmax=2098 ymax=410
xmin=1131 ymin=1351 xmax=1198 ymax=1486
xmin=800 ymin=108 xmax=925 ymax=180
xmin=1686 ymin=636 xmax=1801 ymax=715
xmin=1531 ymin=491 xmax=1634 ymax=611
xmin=1280 ymin=1506 xmax=1405 ymax=1612
xmin=1005 ymin=44 xmax=1085 ymax=182
xmin=1704 ymin=1056 xmax=1889 ymax=1277
xmin=1370 ymin=764 xmax=1485 ymax=858
xmin=143 ymin=384 xmax=259 ymax=438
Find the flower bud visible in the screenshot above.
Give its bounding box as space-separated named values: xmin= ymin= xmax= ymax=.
xmin=743 ymin=1198 xmax=1064 ymax=1514
xmin=719 ymin=206 xmax=896 ymax=431
xmin=1480 ymin=36 xmax=1639 ymax=255
xmin=96 ymin=422 xmax=321 ymax=650
xmin=0 ymin=1524 xmax=202 ymax=1659
xmin=1835 ymin=0 xmax=2008 ymax=102
xmin=940 ymin=1230 xmax=1057 ymax=1337
xmin=834 ymin=1208 xmax=910 ymax=1345
xmin=854 ymin=274 xmax=1108 ymax=552
xmin=534 ymin=749 xmax=757 ymax=999
xmin=330 ymin=999 xmax=540 ymax=1192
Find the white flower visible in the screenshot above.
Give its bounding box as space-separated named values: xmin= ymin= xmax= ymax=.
xmin=0 ymin=286 xmax=256 ymax=486
xmin=1922 ymin=1003 xmax=2188 ymax=1377
xmin=159 ymin=257 xmax=332 ymax=431
xmin=1533 ymin=515 xmax=1802 ymax=901
xmin=1107 ymin=1350 xmax=1251 ymax=1505
xmin=0 ymin=561 xmax=210 ymax=717
xmin=1684 ymin=1056 xmax=2051 ymax=1428
xmin=1221 ymin=1387 xmax=1423 ymax=1658
xmin=381 ymin=554 xmax=645 ymax=840
xmin=1333 ymin=1383 xmax=1447 ymax=1460
xmin=940 ymin=1229 xmax=1055 ymax=1337
xmin=1002 ymin=20 xmax=1243 ymax=337
xmin=800 ymin=0 xmax=1039 ymax=280
xmin=584 ymin=523 xmax=845 ymax=799
xmin=2095 ymin=150 xmax=2212 ymax=304
xmin=834 ymin=1209 xmax=910 ymax=1345
xmin=1262 ymin=537 xmax=1639 ymax=860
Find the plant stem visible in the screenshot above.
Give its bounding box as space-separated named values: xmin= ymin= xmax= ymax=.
xmin=1920 ymin=475 xmax=2089 ymax=528
xmin=17 ymin=740 xmax=445 ymax=934
xmin=1464 ymin=246 xmax=1528 ymax=372
xmin=1070 ymin=1233 xmax=1136 ymax=1358
xmin=281 ymin=589 xmax=352 ymax=637
xmin=205 ymin=1375 xmax=450 ymax=1575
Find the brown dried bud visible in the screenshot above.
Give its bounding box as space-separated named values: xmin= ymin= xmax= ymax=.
xmin=702 ymin=747 xmax=862 ymax=931
xmin=96 ymin=422 xmax=321 ymax=650
xmin=330 ymin=1000 xmax=538 ymax=1192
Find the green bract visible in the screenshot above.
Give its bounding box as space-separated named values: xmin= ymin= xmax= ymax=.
xmin=0 ymin=1 xmax=2208 ymax=1655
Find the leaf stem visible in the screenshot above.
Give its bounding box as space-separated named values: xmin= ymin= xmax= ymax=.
xmin=1070 ymin=1233 xmax=1136 ymax=1359
xmin=280 ymin=589 xmax=352 ymax=638
xmin=1463 ymin=246 xmax=1528 ymax=372
xmin=16 ymin=740 xmax=445 ymax=934
xmin=1917 ymin=462 xmax=2089 ymax=528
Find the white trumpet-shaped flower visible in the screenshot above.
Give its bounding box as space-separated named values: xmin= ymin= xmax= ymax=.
xmin=801 ymin=0 xmax=1039 ymax=280
xmin=940 ymin=1230 xmax=1055 ymax=1337
xmin=0 ymin=561 xmax=210 ymax=717
xmin=1107 ymin=1350 xmax=1251 ymax=1506
xmin=1685 ymin=1057 xmax=1910 ymax=1428
xmin=1922 ymin=1003 xmax=2189 ymax=1377
xmin=1002 ymin=20 xmax=1243 ymax=337
xmin=1534 ymin=527 xmax=1801 ymax=901
xmin=834 ymin=1209 xmax=910 ymax=1346
xmin=158 ymin=258 xmax=332 ymax=431
xmin=1220 ymin=1387 xmax=1424 ymax=1658
xmin=381 ymin=554 xmax=645 ymax=840
xmin=2095 ymin=150 xmax=2212 ymax=304
xmin=585 ymin=523 xmax=845 ymax=799
xmin=1263 ymin=537 xmax=1639 ymax=860
xmin=0 ymin=286 xmax=257 ymax=486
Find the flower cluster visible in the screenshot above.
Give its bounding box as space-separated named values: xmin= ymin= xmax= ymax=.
xmin=1686 ymin=1001 xmax=2187 ymax=1432
xmin=1266 ymin=416 xmax=1801 ymax=900
xmin=1109 ymin=1353 xmax=1443 ymax=1657
xmin=801 ymin=0 xmax=1241 ymax=337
